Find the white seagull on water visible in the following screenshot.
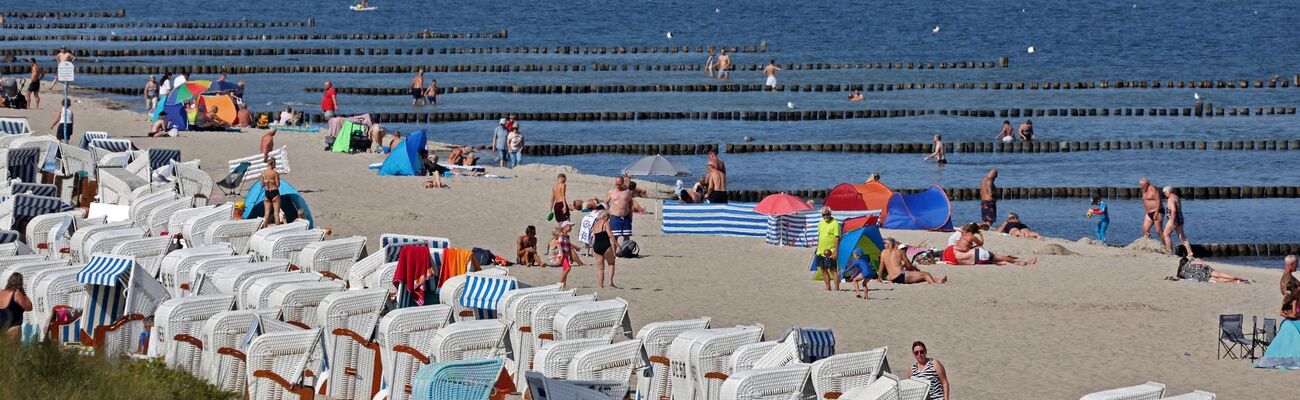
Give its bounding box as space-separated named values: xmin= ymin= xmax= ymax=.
xmin=1027 ymin=46 xmax=1035 ymax=53
xmin=666 ymin=32 xmax=673 ymax=39
xmin=932 ymin=25 xmax=940 ymax=33
xmin=1193 ymin=93 xmax=1201 ymax=101
xmin=787 ymin=102 xmax=797 ymax=110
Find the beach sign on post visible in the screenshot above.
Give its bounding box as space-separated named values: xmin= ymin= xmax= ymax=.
xmin=57 ymin=62 xmax=75 ymax=82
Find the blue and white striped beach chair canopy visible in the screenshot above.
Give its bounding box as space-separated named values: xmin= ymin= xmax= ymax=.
xmin=7 ymin=182 xmax=57 ymax=197
xmin=459 ymin=274 xmax=518 ymax=319
xmin=2 ymin=147 xmax=40 ymax=184
xmin=69 ymin=255 xmax=137 ymax=343
xmin=380 ymin=234 xmax=451 ymax=260
xmin=794 ymin=327 xmax=835 ymax=363
xmin=80 ymin=131 xmax=110 ymax=150
xmin=77 ymin=254 xmax=137 ymax=287
xmin=0 ymin=117 xmax=33 ymax=136
xmin=0 ymin=229 xmax=18 ymax=244
xmin=11 ymin=194 xmax=73 ymax=233
xmin=88 ymin=138 xmax=135 ymax=153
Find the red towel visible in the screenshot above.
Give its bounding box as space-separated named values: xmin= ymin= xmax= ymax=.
xmin=393 ymin=245 xmax=433 ymax=305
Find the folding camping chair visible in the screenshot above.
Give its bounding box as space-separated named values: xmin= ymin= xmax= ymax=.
xmin=1217 ymin=314 xmax=1254 ymax=359
xmin=217 ymin=161 xmax=250 ymax=196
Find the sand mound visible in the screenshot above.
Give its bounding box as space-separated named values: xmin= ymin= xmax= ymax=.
xmin=1076 ymin=237 xmax=1104 ymax=246
xmin=1125 ymin=237 xmax=1171 ymax=254
xmin=1035 ymin=243 xmax=1078 ymax=255
xmin=513 ymin=163 xmax=580 ymax=176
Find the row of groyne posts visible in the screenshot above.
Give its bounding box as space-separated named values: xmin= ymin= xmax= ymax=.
xmin=454 ymin=140 xmax=1300 ymax=157
xmin=1 ymin=44 xmax=769 ymax=57
xmin=232 ymin=105 xmax=1297 ymax=125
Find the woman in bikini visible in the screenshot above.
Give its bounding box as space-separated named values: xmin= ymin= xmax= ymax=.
xmin=260 ymin=158 xmax=281 ymax=228
xmin=996 ymin=213 xmax=1041 ymax=239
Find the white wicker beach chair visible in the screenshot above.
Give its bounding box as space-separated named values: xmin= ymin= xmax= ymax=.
xmin=367 ymin=262 xmax=399 ymax=293
xmin=97 ymin=167 xmax=150 ymax=205
xmin=81 ymin=227 xmax=145 ymax=263
xmin=128 ymin=189 xmax=177 ymax=228
xmin=173 ymin=162 xmax=213 ymax=201
xmin=59 ymin=143 xmax=95 ymax=177
xmin=294 ymin=236 xmax=366 ymax=281
xmin=110 ymin=236 xmax=173 ymax=276
xmin=429 ymin=319 xmax=509 ymax=363
xmin=8 ymin=135 xmax=59 ymax=166
xmin=69 ymin=256 xmax=171 ymax=357
xmin=182 ymin=203 xmax=232 ymax=247
xmin=181 ymin=254 xmax=252 ymax=296
xmin=201 ymin=309 xmax=293 ymax=392
xmin=206 ymin=218 xmax=263 ymax=254
xmin=197 ymin=260 xmax=289 ymax=296
xmin=30 ymin=266 xmax=84 ymax=340
xmin=316 ymin=288 xmax=389 ymax=400
xmin=245 ymin=328 xmax=323 ymax=400
xmin=534 ymin=337 xmax=609 ymax=379
xmin=156 ymin=294 xmax=235 ymax=376
xmin=0 ymin=117 xmax=34 ymax=135
xmin=23 ymin=264 xmax=79 ymax=321
xmin=248 ymin=220 xmax=309 ymax=249
xmin=1 ymin=259 xmax=72 ymax=324
xmin=93 ymin=148 xmax=131 ymax=169
xmin=840 ymin=372 xmax=897 ymax=400
xmin=719 ymin=365 xmax=813 ymax=400
xmin=551 ymin=298 xmax=632 ymax=342
xmin=810 ymin=347 xmax=889 ymax=399
xmin=146 ymin=197 xmax=196 ymax=236
xmin=266 ymin=281 xmax=346 ymax=328
xmin=636 ymin=317 xmax=713 ymax=400
xmin=1078 ymin=382 xmax=1166 ymax=400
xmin=344 ymin=250 xmax=386 ymax=289
xmin=251 ymin=229 xmax=324 ymax=262
xmin=569 ymin=338 xmax=644 ymax=382
xmin=377 ymin=305 xmax=454 ymax=400
xmin=159 ymin=244 xmax=236 ymax=297
xmin=438 ymin=269 xmax=510 ymax=321
xmin=0 ymin=254 xmax=48 ymax=271
xmin=730 ymin=341 xmax=779 ymax=376
xmin=497 ymin=284 xmax=567 ymax=391
xmin=166 ymin=204 xmax=216 ymax=239
xmin=25 ymin=210 xmax=78 ymax=256
xmin=530 ymin=294 xmax=598 ymax=349
xmin=240 ymin=272 xmax=324 ymax=310
xmin=1163 ymin=391 xmax=1216 ymax=400
xmin=379 ymin=233 xmax=451 ymax=250
xmin=896 ymin=376 xmax=931 ymax=400
xmin=669 ymin=325 xmax=766 ymax=400
xmin=66 ymin=220 xmax=133 ymax=261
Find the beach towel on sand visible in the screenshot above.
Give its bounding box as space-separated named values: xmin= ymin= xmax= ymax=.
xmin=393 ymin=245 xmax=434 ymax=306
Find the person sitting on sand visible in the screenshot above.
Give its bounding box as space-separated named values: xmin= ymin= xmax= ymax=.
xmin=278 ymin=106 xmax=294 ymax=126
xmin=150 ymin=111 xmax=174 ymax=137
xmin=944 ymin=223 xmax=1037 ymax=266
xmin=996 ymin=213 xmax=1041 ymax=239
xmin=419 ymin=150 xmax=448 ymax=189
xmin=369 ymin=124 xmax=387 ymax=153
xmin=1166 ymin=257 xmax=1252 ymax=284
xmin=848 ymin=90 xmax=864 ymax=102
xmin=236 ymin=103 xmax=253 ymax=127
xmin=517 ymin=226 xmax=541 ymax=267
xmin=844 ymin=249 xmax=877 ymax=299
xmin=882 ymin=237 xmax=946 ymax=284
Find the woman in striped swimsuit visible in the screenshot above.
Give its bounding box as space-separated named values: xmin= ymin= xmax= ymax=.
xmin=908 ymin=341 xmax=950 ymax=400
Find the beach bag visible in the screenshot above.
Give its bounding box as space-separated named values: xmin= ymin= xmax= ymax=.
xmin=616 ymin=239 xmax=639 ymax=258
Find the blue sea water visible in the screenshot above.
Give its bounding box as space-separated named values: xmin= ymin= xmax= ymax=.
xmin=5 ymin=0 xmax=1299 ymax=245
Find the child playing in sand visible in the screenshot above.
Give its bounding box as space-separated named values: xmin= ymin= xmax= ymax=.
xmin=1087 ymin=195 xmax=1109 ymax=242
xmin=844 ymin=249 xmax=876 ymax=299
xmin=556 ymin=221 xmax=581 ymax=287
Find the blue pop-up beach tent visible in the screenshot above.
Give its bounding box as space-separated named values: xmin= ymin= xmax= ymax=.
xmin=881 ymin=185 xmax=954 ymax=231
xmin=378 ymin=130 xmax=427 ymax=176
xmin=836 ymin=221 xmax=885 ymax=271
xmin=243 ymin=179 xmax=314 ymax=228
xmin=162 ymin=102 xmax=189 ymax=131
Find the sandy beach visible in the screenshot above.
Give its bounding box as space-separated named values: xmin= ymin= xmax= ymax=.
xmin=4 ymin=92 xmax=1291 ymax=398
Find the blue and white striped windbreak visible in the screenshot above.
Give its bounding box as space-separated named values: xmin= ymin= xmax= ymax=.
xmin=148 ymin=148 xmax=181 ymax=171
xmin=77 ymin=255 xmax=136 ymax=286
xmin=459 ymin=275 xmax=517 ymax=319
xmin=662 ymin=202 xmax=769 ymax=237
xmin=80 ymin=131 xmax=110 ymax=150
xmin=10 ymin=182 xmax=57 ymax=197
xmin=6 ymin=147 xmax=38 ymax=183
xmin=797 ymin=328 xmax=836 ymax=363
xmin=89 ymin=138 xmax=134 ymax=153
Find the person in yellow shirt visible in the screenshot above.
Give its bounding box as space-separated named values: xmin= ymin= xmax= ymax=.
xmin=814 ymin=206 xmax=841 ymax=291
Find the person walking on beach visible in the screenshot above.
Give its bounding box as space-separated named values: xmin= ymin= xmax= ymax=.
xmin=704 ymin=164 xmax=728 ymax=203
xmin=425 ymin=79 xmax=438 ymax=105
xmin=591 ymin=212 xmax=619 ymax=288
xmin=980 ymin=169 xmax=998 ymax=229
xmin=716 ymin=49 xmax=732 ymax=80
xmin=922 ymin=134 xmax=946 ymax=164
xmin=492 ymin=118 xmax=509 ymax=167
xmin=607 ymin=176 xmax=633 ymax=240
xmin=763 ymin=59 xmax=782 ymax=88
xmin=1088 ymin=195 xmax=1109 ymax=242
xmin=814 ymin=207 xmax=841 ymax=291
xmin=260 ymin=158 xmax=282 ymax=228
xmin=49 ymin=98 xmax=73 ymax=143
xmin=551 ymin=174 xmax=569 ymax=224
xmin=1017 ymin=119 xmax=1035 ymax=141
xmin=144 ymin=75 xmax=159 ymax=111
xmin=1162 ymin=186 xmax=1193 ymax=256
xmin=996 ymin=120 xmax=1014 ymax=143
xmin=321 ymin=80 xmax=338 ymax=118
xmin=705 ymin=50 xmax=716 ymax=77
xmin=507 ymin=126 xmax=525 ymax=167
xmin=260 ymin=128 xmax=277 ymax=163
xmin=410 ymin=68 xmax=425 ymax=106
xmin=1139 ymin=178 xmax=1164 ymax=240
xmin=907 ymin=341 xmax=950 ymax=400
xmin=26 ymin=58 xmax=42 ymax=110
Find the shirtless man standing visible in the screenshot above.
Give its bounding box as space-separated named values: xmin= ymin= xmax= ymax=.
xmin=26 ymin=58 xmax=42 ymax=110
xmin=260 ymin=158 xmax=282 ymax=228
xmin=707 ymin=150 xmax=726 ymax=175
xmin=1139 ymin=178 xmax=1164 ymax=239
xmin=980 ymin=169 xmax=998 ymax=229
xmin=410 ymin=68 xmax=425 ymax=106
xmin=1017 ymin=119 xmax=1035 ymax=141
xmin=882 ymin=238 xmax=946 ymax=284
xmin=922 ymin=134 xmax=946 ymax=164
xmin=551 ymin=174 xmax=570 ymax=224
xmin=704 ymin=164 xmax=728 ymax=203
xmin=260 ymin=128 xmax=277 ymax=163
xmin=996 ymin=120 xmax=1014 ymax=142
xmin=1162 ymin=186 xmax=1193 ymax=256
xmin=716 ymin=49 xmax=732 ymax=81
xmin=606 ymin=176 xmax=633 ymax=240
xmin=763 ymin=59 xmax=782 ymax=88
xmin=55 ymin=47 xmax=74 ymax=92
